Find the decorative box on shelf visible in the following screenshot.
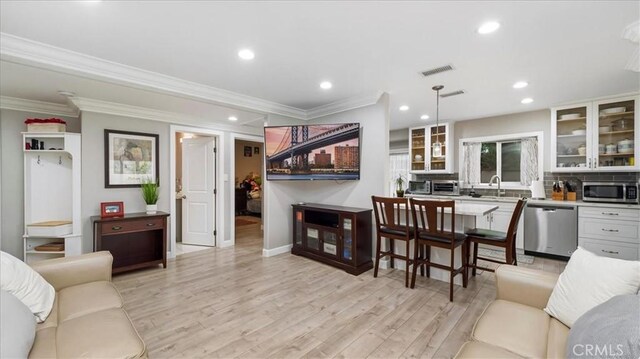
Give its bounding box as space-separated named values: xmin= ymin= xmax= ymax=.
xmin=26 ymin=220 xmax=73 ymax=237
xmin=25 ymin=118 xmax=67 ymax=132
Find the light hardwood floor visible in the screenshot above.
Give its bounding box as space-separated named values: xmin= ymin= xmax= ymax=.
xmin=113 ymin=223 xmax=565 ymax=359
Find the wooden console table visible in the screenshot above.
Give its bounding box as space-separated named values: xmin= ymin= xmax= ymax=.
xmin=92 ymin=212 xmax=169 ymax=274
xmin=292 ymin=203 xmax=372 ymax=275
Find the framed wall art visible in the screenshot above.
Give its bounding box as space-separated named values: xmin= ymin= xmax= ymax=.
xmin=104 ymin=129 xmax=159 ymax=188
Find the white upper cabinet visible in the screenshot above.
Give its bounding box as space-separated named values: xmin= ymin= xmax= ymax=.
xmin=409 ymin=123 xmax=454 ymax=174
xmin=551 ymin=95 xmax=639 ymax=172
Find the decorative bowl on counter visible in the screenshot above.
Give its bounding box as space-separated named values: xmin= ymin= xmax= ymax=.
xmin=600 ymin=107 xmax=626 ymax=115
xmin=560 ymin=113 xmax=581 ymax=120
xmin=617 ymin=139 xmax=634 ymax=154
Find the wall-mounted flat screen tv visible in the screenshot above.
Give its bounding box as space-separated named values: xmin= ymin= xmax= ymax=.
xmin=264 ymin=123 xmax=360 ymax=181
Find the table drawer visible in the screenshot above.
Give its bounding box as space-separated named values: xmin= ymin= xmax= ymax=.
xmin=579 ymin=238 xmax=639 ymax=261
xmin=579 ymin=207 xmax=640 ymax=221
xmin=101 ymin=218 xmax=164 ymax=235
xmin=578 ymin=218 xmax=639 ymax=244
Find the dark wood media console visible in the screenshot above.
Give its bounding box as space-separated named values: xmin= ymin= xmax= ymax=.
xmin=92 ymin=212 xmax=169 ymax=274
xmin=292 ymin=203 xmax=373 ymax=275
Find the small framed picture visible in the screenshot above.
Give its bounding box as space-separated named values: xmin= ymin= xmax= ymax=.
xmin=101 ymin=201 xmax=125 ymax=218
xmin=244 ymin=146 xmax=252 ymax=157
xmin=254 ymin=146 xmax=260 ymax=155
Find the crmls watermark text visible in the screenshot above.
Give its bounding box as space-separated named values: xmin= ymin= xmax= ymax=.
xmin=572 ymin=344 xmax=625 ymax=357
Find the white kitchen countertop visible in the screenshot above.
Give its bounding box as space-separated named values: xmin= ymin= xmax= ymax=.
xmin=407 ymin=194 xmax=640 ymax=210
xmin=398 ymin=201 xmax=499 ymax=216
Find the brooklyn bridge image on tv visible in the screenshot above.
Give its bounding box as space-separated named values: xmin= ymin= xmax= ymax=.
xmin=265 ymin=123 xmax=360 ymax=180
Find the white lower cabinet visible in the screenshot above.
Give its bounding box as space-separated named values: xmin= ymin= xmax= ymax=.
xmin=578 ymin=206 xmax=640 ymax=260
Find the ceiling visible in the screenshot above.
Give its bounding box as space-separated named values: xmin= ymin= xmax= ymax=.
xmin=1 ymin=1 xmax=638 ymax=130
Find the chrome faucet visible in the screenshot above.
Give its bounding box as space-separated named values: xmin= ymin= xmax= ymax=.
xmin=489 ymin=175 xmax=506 ymax=197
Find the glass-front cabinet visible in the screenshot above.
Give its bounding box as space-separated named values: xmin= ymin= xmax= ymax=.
xmin=551 ymin=95 xmax=639 ymax=172
xmin=409 ymin=123 xmax=453 ymax=174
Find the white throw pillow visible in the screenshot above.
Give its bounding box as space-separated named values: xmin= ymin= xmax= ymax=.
xmin=544 ymin=247 xmax=640 ymax=328
xmin=0 ymin=251 xmax=55 ymax=323
xmin=1 ymin=290 xmax=36 ymax=358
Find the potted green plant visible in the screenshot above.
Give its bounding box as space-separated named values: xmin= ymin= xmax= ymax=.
xmin=395 ymin=174 xmax=406 ymax=197
xmin=141 ymin=179 xmax=159 ymax=214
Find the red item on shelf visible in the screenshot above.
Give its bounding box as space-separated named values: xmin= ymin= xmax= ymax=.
xmin=24 ymin=118 xmax=67 ymax=125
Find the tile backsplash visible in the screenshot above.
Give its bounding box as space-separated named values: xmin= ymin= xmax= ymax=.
xmin=413 ymin=172 xmax=640 ymax=200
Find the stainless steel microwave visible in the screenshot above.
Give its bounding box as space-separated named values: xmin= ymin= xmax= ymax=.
xmin=431 ymin=180 xmax=461 ymax=196
xmin=582 ymin=182 xmax=639 ymax=204
xmin=408 ymin=180 xmax=431 ymax=195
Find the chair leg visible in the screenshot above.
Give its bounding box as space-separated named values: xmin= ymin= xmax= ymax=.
xmin=513 ymin=242 xmax=518 ymax=266
xmin=405 ymin=239 xmax=410 ymax=288
xmin=449 ymin=246 xmax=455 ymax=302
xmin=419 ymin=244 xmax=425 ymax=277
xmin=410 ymin=240 xmax=419 ymax=289
xmin=462 ymin=242 xmax=468 ymax=288
xmin=373 ymin=234 xmax=382 ymax=278
xmin=506 ymin=246 xmax=513 ymax=267
xmin=426 ymin=245 xmax=431 ymax=278
xmin=472 ymin=242 xmax=478 ymax=276
xmin=389 ymin=239 xmax=395 ymax=269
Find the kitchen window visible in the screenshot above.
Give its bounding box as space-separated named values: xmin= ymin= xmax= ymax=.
xmin=389 ymin=151 xmax=410 ymax=195
xmin=460 ymin=132 xmax=543 ymax=189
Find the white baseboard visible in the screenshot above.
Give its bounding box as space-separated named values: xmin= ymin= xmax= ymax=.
xmin=262 ymin=244 xmax=292 ymax=257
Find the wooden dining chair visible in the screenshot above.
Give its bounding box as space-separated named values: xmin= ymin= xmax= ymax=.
xmin=465 ymin=198 xmax=527 ymax=276
xmin=371 ymin=196 xmax=414 ymax=287
xmin=409 ymin=198 xmax=468 ymax=302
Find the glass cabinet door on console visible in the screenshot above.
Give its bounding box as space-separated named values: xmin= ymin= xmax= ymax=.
xmin=294 ymin=209 xmax=303 ymax=247
xmin=341 ymin=216 xmax=353 ymax=263
xmin=593 ymin=96 xmax=638 ymax=170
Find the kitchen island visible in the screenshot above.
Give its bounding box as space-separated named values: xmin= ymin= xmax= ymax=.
xmin=389 ymin=201 xmax=498 ymax=285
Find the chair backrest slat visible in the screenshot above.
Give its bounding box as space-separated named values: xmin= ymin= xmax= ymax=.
xmin=371 ymin=196 xmax=409 ymax=231
xmin=409 ymin=198 xmax=456 ymax=247
xmin=506 ymin=198 xmax=527 ymax=246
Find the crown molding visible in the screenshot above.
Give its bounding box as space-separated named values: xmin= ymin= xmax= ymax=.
xmin=306 ymin=91 xmax=384 ymax=119
xmin=69 ymin=97 xmax=262 ymax=135
xmin=0 ymin=33 xmax=306 ymax=120
xmin=0 ymin=96 xmax=78 ymax=117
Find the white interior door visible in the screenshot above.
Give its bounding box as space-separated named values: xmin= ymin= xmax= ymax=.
xmin=182 ymin=137 xmax=216 ymax=246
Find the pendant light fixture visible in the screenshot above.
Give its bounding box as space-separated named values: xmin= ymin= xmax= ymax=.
xmin=432 ymin=85 xmax=444 ymax=158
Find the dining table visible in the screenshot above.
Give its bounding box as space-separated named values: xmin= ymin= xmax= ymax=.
xmin=389 ymin=200 xmax=499 ymax=285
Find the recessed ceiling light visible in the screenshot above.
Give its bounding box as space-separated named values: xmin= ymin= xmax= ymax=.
xmin=320 ymin=81 xmax=332 ymax=90
xmin=521 ymin=98 xmax=534 ymax=104
xmin=399 ymin=105 xmax=410 ymax=111
xmin=513 ymin=81 xmax=528 ymax=89
xmin=478 ymin=21 xmax=500 ymax=34
xmin=228 ymin=116 xmax=238 ymax=121
xmin=420 ymin=114 xmax=430 ymax=120
xmin=238 ymin=49 xmax=255 ymax=60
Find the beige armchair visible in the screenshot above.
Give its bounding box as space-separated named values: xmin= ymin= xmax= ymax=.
xmin=455 ymin=265 xmax=568 ymax=359
xmin=28 ymin=252 xmax=146 ymax=359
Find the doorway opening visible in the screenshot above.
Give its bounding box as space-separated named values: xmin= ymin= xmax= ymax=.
xmin=233 ymin=137 xmax=264 ymax=250
xmin=175 ymin=131 xmax=217 ymax=256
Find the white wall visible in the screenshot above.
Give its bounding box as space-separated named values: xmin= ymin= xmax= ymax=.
xmin=0 ymin=110 xmax=80 ymax=259
xmin=263 ymin=94 xmax=390 ymax=251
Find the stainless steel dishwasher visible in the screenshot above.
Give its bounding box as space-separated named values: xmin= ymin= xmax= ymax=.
xmin=524 ymin=203 xmax=577 ymax=260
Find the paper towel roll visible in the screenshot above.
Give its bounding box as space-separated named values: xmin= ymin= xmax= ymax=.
xmin=530 ymin=180 xmax=546 ymax=199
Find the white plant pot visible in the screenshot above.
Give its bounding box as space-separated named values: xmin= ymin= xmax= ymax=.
xmin=146 ymin=204 xmax=158 ymax=214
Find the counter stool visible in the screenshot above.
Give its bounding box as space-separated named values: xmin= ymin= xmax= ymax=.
xmin=371 ymin=196 xmax=414 ymax=287
xmin=465 ymin=198 xmax=527 ymax=276
xmin=409 ymin=198 xmax=468 ymax=302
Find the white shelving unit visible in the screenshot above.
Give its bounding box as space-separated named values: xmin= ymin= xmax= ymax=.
xmin=23 ymin=132 xmax=82 ymax=264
